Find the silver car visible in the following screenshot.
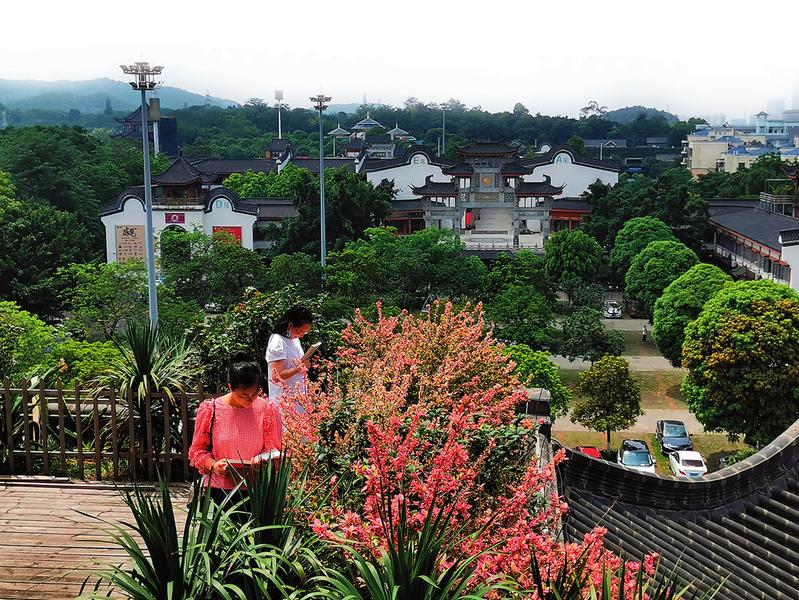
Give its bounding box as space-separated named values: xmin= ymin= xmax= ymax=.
xmin=602 ymin=300 xmax=622 ymax=319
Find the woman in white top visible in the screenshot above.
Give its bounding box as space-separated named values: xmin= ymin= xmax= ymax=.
xmin=265 ymin=305 xmax=314 ymax=408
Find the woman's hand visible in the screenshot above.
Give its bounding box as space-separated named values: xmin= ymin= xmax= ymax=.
xmin=211 ymin=458 xmax=230 ymax=476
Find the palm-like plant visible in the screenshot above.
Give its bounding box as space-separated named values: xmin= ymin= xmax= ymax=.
xmin=79 ymin=479 xmax=250 ymax=600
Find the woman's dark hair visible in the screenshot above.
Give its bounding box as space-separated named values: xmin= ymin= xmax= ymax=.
xmin=273 ymin=304 xmax=314 ymax=337
xmin=228 ymin=350 xmax=261 ymax=390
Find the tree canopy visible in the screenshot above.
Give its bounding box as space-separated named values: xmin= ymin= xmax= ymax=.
xmin=572 ymin=355 xmax=642 ymax=450
xmin=559 ymin=307 xmax=625 ymax=364
xmin=651 ymin=263 xmax=732 ymax=367
xmin=505 ymin=344 xmax=571 ymax=417
xmin=609 ymin=216 xmax=676 ymax=283
xmin=624 ymin=240 xmax=698 ymax=320
xmin=544 ymin=229 xmax=603 ymax=302
xmin=682 ymin=280 xmax=799 ymax=445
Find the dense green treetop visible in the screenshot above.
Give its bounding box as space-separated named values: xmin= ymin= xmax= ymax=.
xmin=651 ymin=263 xmax=732 ymax=367
xmin=609 ymin=216 xmax=676 ymax=282
xmin=623 ymin=240 xmax=699 ymax=320
xmin=544 ymin=229 xmax=603 ymax=301
xmin=559 ymin=307 xmax=625 ymax=364
xmin=505 ymin=344 xmax=571 ymax=417
xmin=682 ymin=280 xmax=799 ymax=445
xmin=572 ymin=355 xmax=642 ymax=450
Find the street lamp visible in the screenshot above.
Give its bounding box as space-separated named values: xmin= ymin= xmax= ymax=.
xmin=441 ymin=104 xmax=450 ymax=157
xmin=275 ymin=90 xmax=284 ymax=139
xmin=120 ymin=61 xmax=163 ymax=329
xmin=310 ymin=94 xmax=331 ymax=275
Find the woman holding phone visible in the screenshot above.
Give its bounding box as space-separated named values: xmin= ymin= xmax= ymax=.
xmin=265 ymin=304 xmax=317 ymax=410
xmin=188 ymin=352 xmax=282 ymax=502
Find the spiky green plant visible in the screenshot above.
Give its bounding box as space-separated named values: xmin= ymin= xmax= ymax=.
xmin=79 ymin=478 xmax=250 ymax=600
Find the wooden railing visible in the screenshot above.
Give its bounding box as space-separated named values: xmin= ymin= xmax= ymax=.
xmin=0 ymin=379 xmax=227 ymax=482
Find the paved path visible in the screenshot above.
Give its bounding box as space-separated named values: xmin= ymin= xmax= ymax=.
xmin=602 ymin=317 xmax=650 ymax=331
xmin=552 ymin=407 xmax=707 ymax=434
xmin=551 ymin=354 xmax=681 ymax=372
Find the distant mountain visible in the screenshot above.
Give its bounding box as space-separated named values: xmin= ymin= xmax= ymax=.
xmin=0 ymin=78 xmax=239 ymax=113
xmin=603 ymin=105 xmax=679 ymax=124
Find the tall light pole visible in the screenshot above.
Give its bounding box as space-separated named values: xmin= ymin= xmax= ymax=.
xmin=120 ymin=61 xmax=163 ymax=329
xmin=275 ymin=90 xmax=284 ymax=139
xmin=311 ymin=94 xmax=331 ymax=275
xmin=441 ymin=104 xmax=449 ymax=157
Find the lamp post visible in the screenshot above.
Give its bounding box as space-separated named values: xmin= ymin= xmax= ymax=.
xmin=441 ymin=104 xmax=450 ymax=157
xmin=120 ymin=61 xmax=163 ymax=329
xmin=311 ymin=94 xmax=331 ymax=274
xmin=275 ymin=90 xmax=284 ymax=139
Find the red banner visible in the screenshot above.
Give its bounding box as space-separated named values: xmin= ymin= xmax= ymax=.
xmin=165 ymin=212 xmax=185 ymax=224
xmin=213 ymin=226 xmax=242 ymax=244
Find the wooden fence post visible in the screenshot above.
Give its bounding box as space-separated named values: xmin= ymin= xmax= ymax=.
xmin=127 ymin=388 xmax=136 ymax=482
xmin=110 ymin=388 xmax=119 ymax=479
xmin=56 ymin=381 xmax=66 ymax=473
xmin=39 ymin=380 xmax=49 ymax=476
xmin=21 ymin=381 xmax=32 ymax=474
xmin=144 ymin=392 xmax=154 ymax=481
xmin=75 ymin=383 xmax=84 ymax=480
xmin=3 ymin=378 xmax=15 ymax=475
xmin=180 ymin=390 xmax=189 ymax=480
xmin=92 ymin=395 xmax=101 ymax=480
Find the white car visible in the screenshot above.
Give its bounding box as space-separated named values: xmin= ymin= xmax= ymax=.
xmin=669 ymin=450 xmax=707 ymax=479
xmin=602 ymin=301 xmax=622 ymax=319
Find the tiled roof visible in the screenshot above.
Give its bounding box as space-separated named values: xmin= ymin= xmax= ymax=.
xmin=520 ymin=144 xmax=622 ymax=172
xmin=152 ymin=155 xmax=203 ymax=185
xmin=411 ymin=175 xmax=456 ymax=195
xmin=783 ymin=165 xmax=799 ymax=179
xmin=709 ymin=204 xmax=799 ymax=250
xmin=552 ymin=197 xmax=591 ymax=211
xmin=441 ymin=162 xmax=473 ymax=175
xmin=456 ymin=140 xmax=519 ymax=156
xmin=516 ymin=175 xmax=564 ymax=196
xmin=558 ymin=416 xmax=799 ymax=600
xmin=501 ymin=161 xmax=533 ymax=175
xmin=249 ymin=197 xmax=298 ymax=220
xmin=361 ymin=146 xmax=453 ymax=172
xmin=267 ymin=139 xmax=292 ymax=152
xmin=779 ymin=228 xmax=799 ymax=246
xmin=390 ymin=198 xmax=424 ymax=211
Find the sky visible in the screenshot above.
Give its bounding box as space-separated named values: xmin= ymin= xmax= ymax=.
xmin=4 ymin=0 xmax=799 ymax=119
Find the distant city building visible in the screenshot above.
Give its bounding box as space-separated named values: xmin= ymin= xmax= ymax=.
xmin=681 ymin=116 xmax=799 ymax=176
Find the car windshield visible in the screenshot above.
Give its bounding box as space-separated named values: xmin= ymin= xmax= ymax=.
xmin=622 ymin=451 xmax=652 ymax=466
xmin=682 ymin=459 xmax=704 ymax=467
xmin=663 ymin=424 xmax=688 ymax=437
xmin=606 ymin=302 xmax=618 ymax=308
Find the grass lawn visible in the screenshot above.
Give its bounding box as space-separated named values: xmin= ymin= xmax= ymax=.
xmin=621 ymin=330 xmax=661 ymax=357
xmin=559 ymin=369 xmax=686 ymax=410
xmin=553 ymin=430 xmax=749 ymax=475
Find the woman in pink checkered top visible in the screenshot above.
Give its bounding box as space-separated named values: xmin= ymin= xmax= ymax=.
xmin=189 ymin=351 xmax=282 ymax=503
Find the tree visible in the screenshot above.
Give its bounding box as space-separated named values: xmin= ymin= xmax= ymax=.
xmin=579 ymin=101 xmax=608 ymax=119
xmin=0 ymin=190 xmax=94 ymax=318
xmin=159 ymin=228 xmax=269 ymax=310
xmin=609 ymin=217 xmax=675 ymax=283
xmin=567 ymin=136 xmax=586 ymax=156
xmin=486 ymin=285 xmax=555 ymax=349
xmin=682 ymin=280 xmax=799 ymax=445
xmin=485 ymin=250 xmax=553 ymax=302
xmin=544 ymin=229 xmax=602 ymax=302
xmin=572 ymin=355 xmax=642 ymax=451
xmin=266 ymin=253 xmax=324 ymax=296
xmin=0 ymin=301 xmax=56 ymax=380
xmin=559 ymin=307 xmax=624 ymax=364
xmin=651 ymin=264 xmax=732 ymax=367
xmin=505 ymin=344 xmax=571 ymax=417
xmin=624 ymin=240 xmax=698 ymax=320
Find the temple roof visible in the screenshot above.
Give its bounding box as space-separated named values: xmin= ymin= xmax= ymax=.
xmin=352 ymin=112 xmax=382 ymax=130
xmin=387 ymin=124 xmax=409 ymax=136
xmin=501 ymin=161 xmax=533 ymax=175
xmin=327 ymin=125 xmax=350 ymax=137
xmin=516 ymin=175 xmax=564 ymax=196
xmin=456 ymin=140 xmax=519 ymax=157
xmin=411 ymin=175 xmax=457 ymax=196
xmin=441 ymin=162 xmax=473 ymax=175
xmin=558 ymin=415 xmax=799 ymax=600
xmin=152 ymin=154 xmax=203 ymax=185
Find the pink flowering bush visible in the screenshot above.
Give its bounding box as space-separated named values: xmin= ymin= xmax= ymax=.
xmin=280 ymin=302 xmax=671 ymax=597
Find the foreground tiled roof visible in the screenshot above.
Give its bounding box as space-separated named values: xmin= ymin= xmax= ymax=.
xmin=557 ymin=416 xmax=799 ymax=600
xmin=517 ymin=176 xmax=564 ymax=196
xmin=709 ymin=203 xmax=799 ymax=251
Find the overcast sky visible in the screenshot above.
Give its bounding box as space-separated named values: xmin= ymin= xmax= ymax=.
xmin=4 ymin=0 xmax=799 ymax=119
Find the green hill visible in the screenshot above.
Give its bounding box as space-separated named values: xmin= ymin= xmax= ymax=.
xmin=604 ymin=105 xmax=678 ymax=124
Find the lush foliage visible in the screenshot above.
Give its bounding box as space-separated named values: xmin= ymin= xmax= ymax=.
xmin=624 ymin=241 xmax=699 ymax=320
xmin=651 ymin=264 xmax=732 ymax=367
xmin=505 ymin=344 xmax=571 ymax=417
xmin=544 ymin=229 xmax=603 ymax=302
xmin=608 ymin=217 xmax=676 ymax=283
xmin=559 ymin=307 xmax=625 ymax=364
xmin=327 ymin=227 xmax=487 ymax=313
xmin=192 ymin=286 xmax=341 ymax=389
xmin=266 ymin=253 xmax=325 ymax=297
xmin=682 ymin=280 xmax=799 ymax=445
xmin=0 ymin=300 xmax=56 ymax=380
xmin=160 ymin=228 xmax=269 ymax=312
xmin=571 ymin=355 xmax=642 ymax=450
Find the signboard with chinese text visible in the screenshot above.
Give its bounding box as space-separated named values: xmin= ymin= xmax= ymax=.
xmin=212 ymin=226 xmax=242 ymax=244
xmin=115 ymin=225 xmax=145 ymax=261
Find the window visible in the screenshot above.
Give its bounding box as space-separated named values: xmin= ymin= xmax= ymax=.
xmin=459 ymin=178 xmax=470 ymax=189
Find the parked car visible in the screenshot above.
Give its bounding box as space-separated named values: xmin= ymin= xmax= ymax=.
xmin=669 ymin=450 xmax=707 ymax=479
xmin=602 ymin=300 xmax=622 ymax=319
xmin=574 ymin=445 xmax=602 ymax=459
xmin=617 ymin=439 xmax=656 ymax=474
xmin=655 ymin=419 xmax=693 ymax=455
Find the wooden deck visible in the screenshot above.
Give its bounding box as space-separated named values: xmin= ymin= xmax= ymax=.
xmin=0 ymin=478 xmax=188 ymax=600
